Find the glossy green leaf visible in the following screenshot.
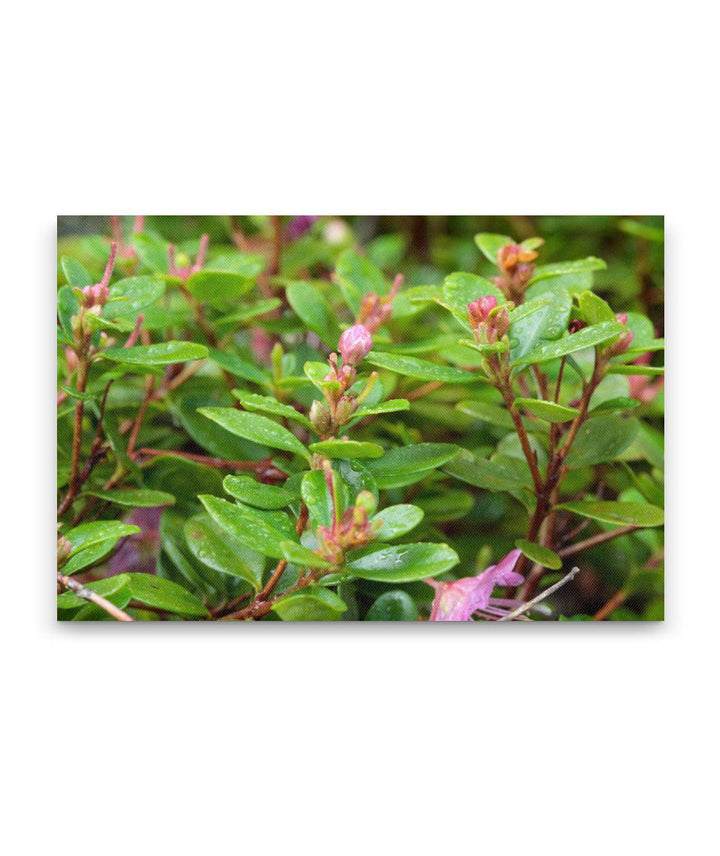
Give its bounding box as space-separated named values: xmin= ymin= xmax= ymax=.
xmin=565 ymin=416 xmax=639 ymax=468
xmin=512 ymin=321 xmax=625 ymax=367
xmin=530 ymin=257 xmax=606 ymax=283
xmin=366 ymin=443 xmax=460 ymax=489
xmin=309 ymin=439 xmax=385 ymax=459
xmin=286 ymin=281 xmax=339 ymax=345
xmin=125 ymin=573 xmax=209 ymax=617
xmin=61 ymin=540 xmax=117 ymax=576
xmin=271 ymin=586 xmax=347 ymax=621
xmin=199 ymin=495 xmax=294 ymax=559
xmin=223 ymin=475 xmax=296 ymax=509
xmin=198 ymin=408 xmax=310 ymax=460
xmin=107 ymin=276 xmax=166 ymax=316
xmin=366 ymin=351 xmax=476 ymax=383
xmin=515 ymin=539 xmax=562 ymax=570
xmin=514 ymin=398 xmax=580 ymax=423
xmin=474 ymin=233 xmax=512 ymax=263
xmin=61 ymin=256 xmax=93 ymax=288
xmin=84 ymin=488 xmax=176 ymax=507
xmin=64 ymin=521 xmax=141 ymax=556
xmin=509 ymin=290 xmax=573 ymax=361
xmin=102 ymin=341 xmax=208 ymax=365
xmin=443 ymin=448 xmax=528 ymax=493
xmin=555 ymin=500 xmax=664 ymax=527
xmin=278 ymin=540 xmax=332 ymax=569
xmin=578 ymin=290 xmax=616 ymax=325
xmin=456 ymin=400 xmax=516 ymax=429
xmin=440 ymin=272 xmax=505 ymax=330
xmin=335 ymin=250 xmax=386 ymax=313
xmin=348 ymin=398 xmax=410 ymax=422
xmin=130 ymin=233 xmax=169 ymax=273
xmin=232 ymin=390 xmax=313 ymax=430
xmin=372 ymin=504 xmax=424 ymax=540
xmin=345 ymin=543 xmax=459 ymax=582
xmin=607 ymin=364 xmax=664 ymax=376
xmin=207 ymin=348 xmax=269 ymax=385
xmin=301 ymin=469 xmax=346 ymax=530
xmin=366 ymin=590 xmax=419 ymax=621
xmin=184 ymin=513 xmax=264 ymax=589
xmin=57 ymin=574 xmax=130 ymax=610
xmin=186 ymin=270 xmax=255 ymax=306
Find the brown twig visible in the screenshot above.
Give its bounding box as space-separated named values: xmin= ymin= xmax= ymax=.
xmin=593 ymin=589 xmax=627 ymax=621
xmin=557 ymin=525 xmax=640 ymax=559
xmin=57 ymin=571 xmax=133 ymax=622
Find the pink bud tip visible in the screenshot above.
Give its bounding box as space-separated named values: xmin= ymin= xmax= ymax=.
xmin=339 ymin=324 xmax=373 ymax=366
xmin=468 ymin=295 xmax=498 ymax=326
xmin=616 ymin=313 xmax=628 ymax=325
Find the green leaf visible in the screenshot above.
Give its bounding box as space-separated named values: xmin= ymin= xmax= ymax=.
xmin=530 ymin=257 xmax=606 ymax=283
xmin=515 ymin=539 xmax=562 ymax=570
xmin=64 ymin=521 xmax=141 ymax=556
xmin=57 ymin=575 xmax=130 ymax=610
xmin=61 ymin=256 xmax=93 ymax=288
xmin=57 ymin=285 xmax=80 ymax=337
xmin=102 ymin=341 xmax=208 ymax=365
xmin=286 ymin=281 xmax=340 ymax=346
xmin=271 ymin=586 xmax=347 ymax=621
xmin=345 ymin=543 xmax=459 ymax=582
xmin=301 ymin=469 xmax=346 ymax=530
xmin=335 ymin=250 xmax=386 ymax=313
xmin=474 ymin=233 xmax=512 ymax=264
xmin=61 ymin=540 xmax=117 ymax=575
xmin=309 ymin=439 xmax=385 ymax=459
xmin=514 ymin=398 xmax=580 ymax=423
xmin=130 ymin=233 xmax=169 ymax=273
xmin=509 ymin=290 xmax=573 ymax=361
xmin=565 ymin=416 xmax=639 ymax=468
xmin=184 ymin=513 xmax=264 ymax=589
xmin=186 ymin=270 xmax=255 ymax=307
xmin=107 ymin=276 xmax=166 ymax=316
xmin=278 ymin=540 xmax=332 ymax=569
xmin=125 ymin=573 xmax=209 ymax=617
xmin=231 ymin=390 xmax=313 ymax=431
xmin=348 ymin=398 xmax=410 ymax=423
xmin=223 ymin=475 xmax=296 ymax=509
xmin=555 ymin=500 xmax=664 ymax=527
xmin=366 ymin=351 xmax=476 ymax=384
xmin=456 ymin=399 xmax=516 ymax=430
xmin=198 ymin=408 xmax=310 ymax=460
xmin=216 ymin=298 xmax=283 ymax=328
xmin=366 ymin=443 xmax=460 ymax=489
xmin=205 ymin=251 xmax=265 ymax=276
xmin=578 ymin=290 xmax=616 ymax=325
xmin=199 ymin=495 xmax=295 ymax=559
xmin=366 ymin=590 xmax=419 ymax=621
xmin=304 ymin=361 xmax=340 ymax=395
xmin=443 ymin=448 xmax=528 ymax=493
xmin=607 ymin=364 xmax=664 ymax=376
xmin=208 ymin=349 xmax=269 ymax=385
xmin=512 ymin=321 xmax=625 ymax=367
xmin=84 ymin=488 xmax=176 ymax=507
xmin=372 ymin=504 xmax=424 ymax=540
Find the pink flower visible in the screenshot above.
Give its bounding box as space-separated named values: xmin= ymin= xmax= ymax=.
xmin=339 ymin=324 xmax=373 ymax=366
xmin=425 ymin=548 xmax=524 ymax=621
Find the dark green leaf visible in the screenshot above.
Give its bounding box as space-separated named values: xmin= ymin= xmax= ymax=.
xmin=514 ymin=398 xmax=579 ymax=423
xmin=515 ymin=539 xmax=562 ymax=570
xmin=286 ymin=281 xmax=340 ymax=346
xmin=223 ymin=475 xmax=296 ymax=509
xmin=198 ymin=407 xmax=310 ymax=460
xmin=565 ymin=416 xmax=639 ymax=468
xmin=125 ymin=573 xmax=209 ymax=617
xmin=366 ymin=351 xmax=476 ymax=383
xmin=271 ymin=586 xmax=347 ymax=621
xmin=555 ymin=500 xmax=664 ymax=527
xmin=64 ymin=521 xmax=141 ymax=556
xmin=512 ymin=321 xmax=625 ymax=367
xmin=102 ymin=341 xmax=208 ymax=365
xmin=184 ymin=513 xmax=264 ymax=589
xmin=309 ymin=439 xmax=385 ymax=459
xmin=199 ymin=495 xmax=295 ymax=559
xmin=372 ymin=504 xmax=424 ymax=540
xmin=366 ymin=590 xmax=419 ymax=621
xmin=84 ymin=488 xmax=175 ymax=507
xmin=345 ymin=543 xmax=459 ymax=582
xmin=366 ymin=443 xmax=460 ymax=489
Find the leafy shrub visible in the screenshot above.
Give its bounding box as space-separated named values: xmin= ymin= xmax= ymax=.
xmin=56 ymin=215 xmax=664 ymax=621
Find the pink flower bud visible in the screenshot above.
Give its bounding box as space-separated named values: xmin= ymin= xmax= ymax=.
xmin=616 ymin=313 xmax=628 ymax=325
xmin=339 ymin=324 xmax=373 ymax=366
xmin=467 ymin=295 xmax=498 ymax=328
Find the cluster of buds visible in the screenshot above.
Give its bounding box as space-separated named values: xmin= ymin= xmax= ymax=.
xmin=605 ymin=313 xmax=635 ymax=357
xmin=467 ymin=295 xmax=510 ymax=345
xmin=168 ymin=233 xmax=209 ymax=281
xmin=79 ymin=241 xmax=117 ymax=314
xmin=357 ymin=274 xmax=403 ymax=333
xmin=492 ymin=243 xmax=538 ymax=301
xmin=315 ymin=467 xmax=378 ymax=565
xmin=310 ymin=324 xmax=376 ymax=437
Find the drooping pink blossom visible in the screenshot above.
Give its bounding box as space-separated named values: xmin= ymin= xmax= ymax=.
xmin=425 ymin=548 xmax=524 ymax=621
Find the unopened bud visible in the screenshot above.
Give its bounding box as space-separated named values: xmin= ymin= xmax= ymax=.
xmin=57 ymin=535 xmax=72 ymax=568
xmin=493 ymin=306 xmax=510 ymax=339
xmin=334 ymin=396 xmax=358 ymax=426
xmin=616 ymin=313 xmax=628 ymax=325
xmin=309 ymin=399 xmax=332 ymax=435
xmin=607 ymin=330 xmax=635 ymax=357
xmin=569 ymin=319 xmax=588 ymax=334
xmin=468 ymin=295 xmax=498 ymax=328
xmin=339 ymin=324 xmax=373 ymax=366
xmin=355 ymin=490 xmax=377 ymax=516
